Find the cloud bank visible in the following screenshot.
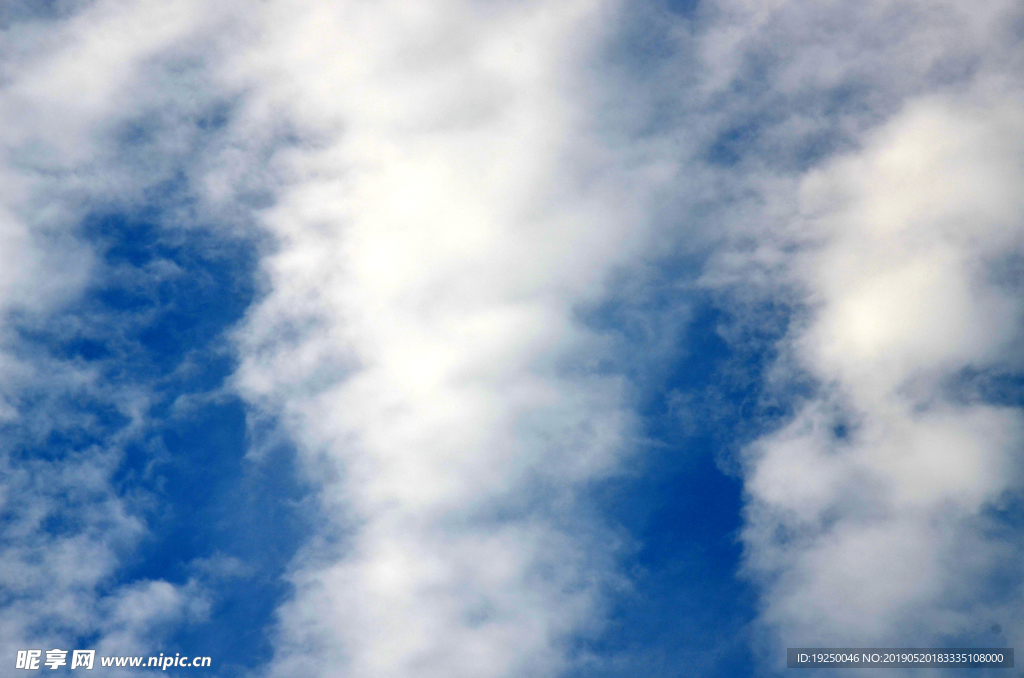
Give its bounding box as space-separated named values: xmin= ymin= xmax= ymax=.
xmin=681 ymin=0 xmax=1024 ymax=664
xmin=216 ymin=2 xmax=675 ymax=676
xmin=741 ymin=88 xmax=1024 ymax=647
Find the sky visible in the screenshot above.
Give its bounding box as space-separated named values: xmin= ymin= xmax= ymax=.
xmin=0 ymin=1 xmax=1023 ymax=677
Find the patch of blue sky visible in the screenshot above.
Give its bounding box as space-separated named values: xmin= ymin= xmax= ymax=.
xmin=573 ymin=267 xmax=804 ymax=676
xmin=607 ymin=3 xmax=881 ymax=174
xmin=946 ymin=369 xmax=1024 ymax=410
xmin=0 ymin=0 xmax=65 ymax=29
xmin=703 ymin=82 xmax=880 ymax=172
xmin=664 ymin=0 xmax=701 ymax=18
xmin=6 ymin=207 xmax=307 ymax=674
xmin=118 ymin=402 xmax=310 ymax=677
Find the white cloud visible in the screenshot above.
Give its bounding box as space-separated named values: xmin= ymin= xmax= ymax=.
xmin=211 ymin=2 xmax=680 ymax=676
xmin=724 ymin=14 xmax=1024 ymax=652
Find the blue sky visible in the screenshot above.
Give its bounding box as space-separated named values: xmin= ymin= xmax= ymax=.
xmin=1 ymin=1 xmax=1023 ymax=677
